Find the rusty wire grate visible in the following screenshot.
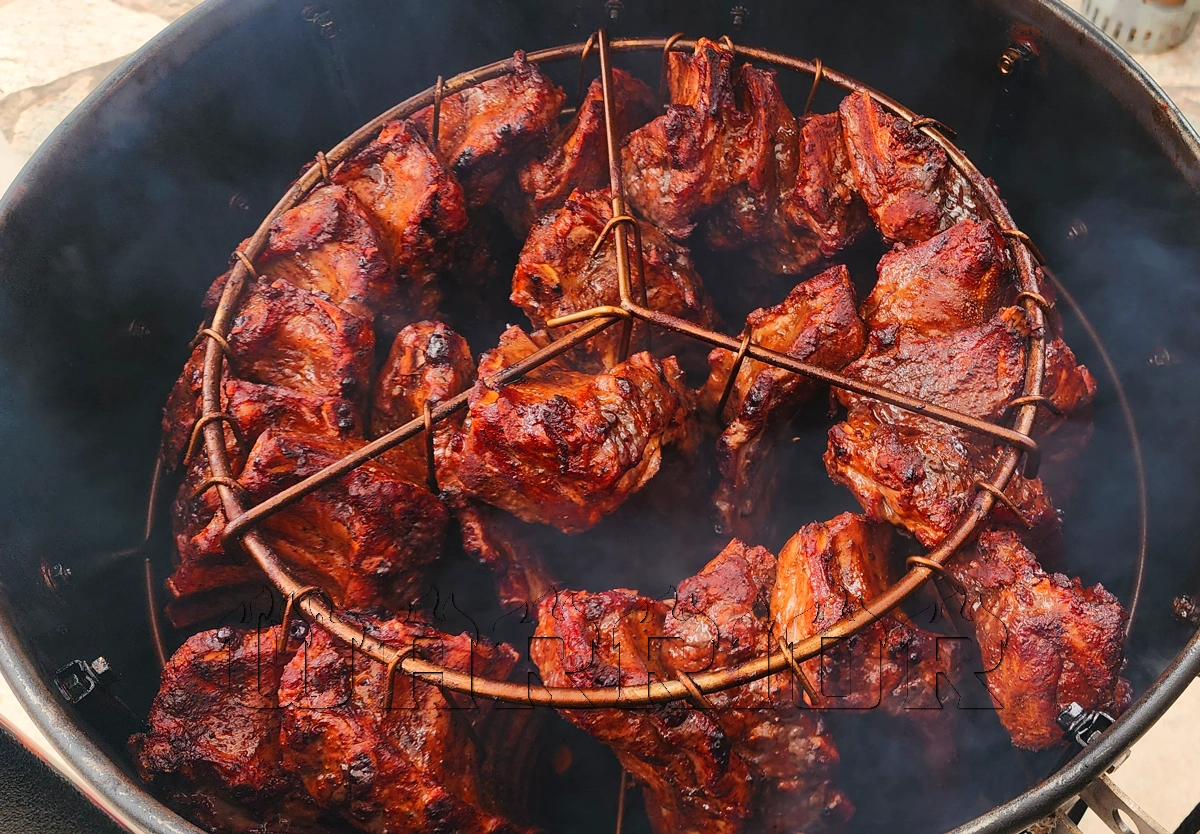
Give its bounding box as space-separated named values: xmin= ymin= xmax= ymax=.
xmin=188 ymin=30 xmax=1061 ymax=709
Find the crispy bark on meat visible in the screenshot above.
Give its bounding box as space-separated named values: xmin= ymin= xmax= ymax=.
xmin=771 ymin=513 xmax=959 ymax=718
xmin=622 ymin=38 xmax=745 ymax=238
xmin=450 ymin=496 xmax=555 ymax=611
xmin=160 ymin=338 xmax=210 ymax=473
xmin=331 ymin=119 xmax=468 ymax=317
xmin=512 ymin=69 xmax=657 ymax=228
xmin=826 ymin=413 xmax=1058 ymax=549
xmin=701 ymin=266 xmax=866 ymax=537
xmin=511 ymin=188 xmax=718 ymax=372
xmin=783 ymin=112 xmax=870 ymax=260
xmin=948 ymin=531 xmax=1131 ymax=750
xmin=166 ymin=379 xmax=361 ymax=627
xmin=278 ymin=616 xmax=533 ymax=834
xmin=862 ymin=219 xmax=1014 ymax=336
xmin=701 ymin=63 xmax=817 ymax=275
xmin=532 ymin=589 xmax=752 ymax=834
xmin=252 ymin=184 xmax=408 ymax=330
xmin=167 ymin=429 xmax=447 ymax=625
xmin=840 ymin=90 xmax=980 ymax=244
xmin=130 ymin=627 xmax=327 ymax=834
xmin=827 ymin=305 xmax=1095 ymax=546
xmin=662 ymin=540 xmax=853 ymax=833
xmin=227 ymin=277 xmax=375 ymax=411
xmin=371 ymin=320 xmax=476 ymax=483
xmin=415 ymin=51 xmax=565 ymax=208
xmin=450 ymin=326 xmax=697 ymax=533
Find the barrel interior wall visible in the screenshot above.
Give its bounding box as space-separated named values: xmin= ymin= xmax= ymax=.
xmin=0 ymin=0 xmax=1199 ymax=832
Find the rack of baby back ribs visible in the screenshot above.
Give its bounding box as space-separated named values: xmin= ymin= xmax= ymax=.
xmin=128 ymin=30 xmax=1133 ymax=834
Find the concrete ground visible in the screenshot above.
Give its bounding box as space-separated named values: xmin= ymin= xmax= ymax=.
xmin=0 ymin=1 xmax=1197 ymax=832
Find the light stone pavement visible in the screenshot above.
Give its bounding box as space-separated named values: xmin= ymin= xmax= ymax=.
xmin=0 ymin=1 xmax=1198 ymax=832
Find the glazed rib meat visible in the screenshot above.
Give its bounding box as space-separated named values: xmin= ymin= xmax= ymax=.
xmin=250 ymin=184 xmax=410 ymax=332
xmin=167 ymin=428 xmax=447 ymax=625
xmin=662 ymin=540 xmax=853 ymax=833
xmin=511 ymin=188 xmax=718 ymax=372
xmin=701 ymin=266 xmax=866 ymax=537
xmin=783 ymin=112 xmax=870 ymax=260
xmin=130 ymin=627 xmax=327 ymax=834
xmin=826 ymin=221 xmax=1096 ymax=547
xmin=450 ymin=495 xmax=554 ymax=611
xmin=226 ymin=277 xmax=375 ymax=410
xmin=700 ymin=62 xmax=815 ymax=275
xmin=448 ymin=326 xmax=697 ymax=533
xmin=622 ymin=38 xmax=745 ymax=238
xmin=331 ymin=118 xmax=469 ymax=318
xmin=839 ymin=90 xmax=981 ymax=244
xmin=861 ymin=218 xmax=1013 ymax=336
xmin=512 ymin=69 xmax=657 ymax=228
xmin=531 ymin=589 xmax=753 ymax=834
xmin=370 ymin=320 xmax=476 ymax=484
xmin=771 ymin=513 xmax=959 ymax=717
xmin=278 ymin=615 xmax=534 ymax=834
xmin=134 ymin=620 xmax=535 ymax=834
xmin=415 ymin=51 xmax=566 ymax=208
xmin=948 ymin=531 xmax=1132 ymax=749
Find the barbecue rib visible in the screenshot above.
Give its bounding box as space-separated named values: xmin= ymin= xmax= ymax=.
xmin=371 ymin=320 xmax=476 ymax=483
xmin=226 ymin=277 xmax=375 ymax=411
xmin=330 ymin=119 xmax=469 ymax=319
xmin=701 ymin=265 xmax=866 ymax=537
xmin=130 ymin=627 xmax=327 ymax=834
xmin=783 ymin=111 xmax=870 ymax=260
xmin=839 ymin=90 xmax=981 ymax=244
xmin=771 ymin=513 xmax=958 ymax=717
xmin=415 ymin=51 xmax=566 ymax=208
xmin=511 ymin=188 xmax=718 ymax=372
xmin=512 ymin=70 xmax=657 ymax=228
xmin=450 ymin=495 xmax=555 ymax=611
xmin=947 ymin=531 xmax=1132 ymax=750
xmin=531 ymin=588 xmax=753 ymax=834
xmin=662 ymin=540 xmax=854 ymax=833
xmin=449 ymin=326 xmax=697 ymax=533
xmin=278 ymin=615 xmax=534 ymax=834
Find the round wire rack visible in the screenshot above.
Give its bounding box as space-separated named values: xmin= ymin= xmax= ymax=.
xmin=180 ymin=30 xmax=1146 ymax=710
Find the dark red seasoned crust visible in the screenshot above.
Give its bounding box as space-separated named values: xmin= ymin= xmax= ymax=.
xmin=415 ymin=51 xmax=566 ymax=208
xmin=948 ymin=530 xmax=1131 ymax=750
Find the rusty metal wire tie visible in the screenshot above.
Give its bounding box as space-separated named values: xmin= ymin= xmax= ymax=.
xmin=660 ymin=32 xmax=686 ymax=103
xmin=974 ymin=480 xmax=1034 ymax=527
xmin=422 ymin=400 xmax=439 ymax=494
xmin=910 ymin=115 xmax=957 ymax=138
xmin=191 ymin=476 xmax=248 ymax=501
xmin=546 ymin=305 xmax=632 ymax=329
xmin=906 ymin=555 xmax=949 ymax=577
xmin=278 ymin=585 xmax=333 ymax=654
xmin=1016 ymin=289 xmax=1052 ymax=310
xmin=674 ymin=671 xmax=713 ymax=710
xmin=383 ymin=647 xmax=421 ymax=711
xmin=715 ymin=332 xmax=754 ymax=421
xmin=579 ymin=32 xmax=599 ymax=104
xmin=590 ymin=214 xmax=640 ymax=258
xmin=233 ymin=249 xmax=258 ymax=279
xmin=189 ymin=327 xmax=232 ymax=356
xmin=430 ymin=76 xmax=445 ymax=147
xmin=184 ymin=412 xmax=244 ymax=464
xmin=315 ymin=151 xmax=330 ymax=183
xmin=802 ymin=57 xmax=824 ymax=116
xmin=1007 ymin=394 xmax=1063 ymax=416
xmin=1003 ymin=228 xmax=1047 ymax=265
xmin=777 ymin=634 xmax=821 ymax=706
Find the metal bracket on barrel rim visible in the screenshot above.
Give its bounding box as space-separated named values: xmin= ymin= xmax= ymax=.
xmin=1029 ymin=704 xmax=1167 ymax=834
